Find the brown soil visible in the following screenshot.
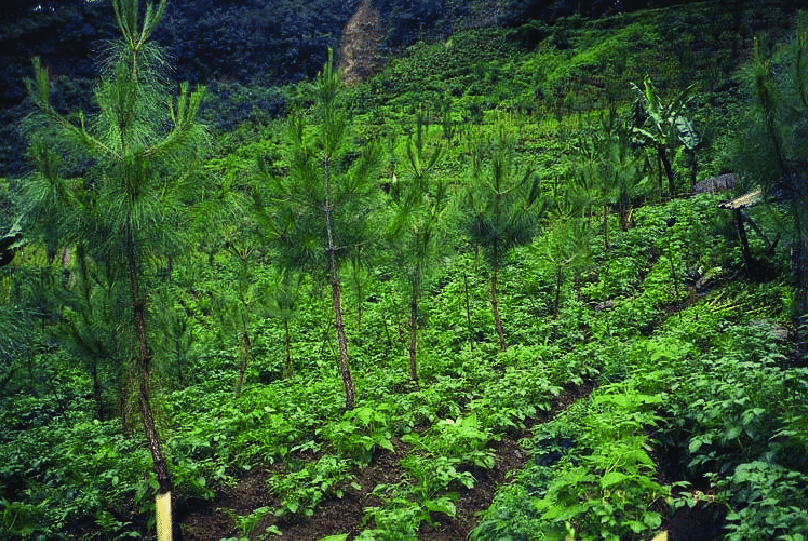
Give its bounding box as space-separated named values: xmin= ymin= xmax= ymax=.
xmin=664 ymin=499 xmax=728 ymax=541
xmin=180 ymin=464 xmax=273 ymax=541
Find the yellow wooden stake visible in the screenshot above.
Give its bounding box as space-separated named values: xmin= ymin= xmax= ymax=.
xmin=156 ymin=491 xmax=172 ymax=541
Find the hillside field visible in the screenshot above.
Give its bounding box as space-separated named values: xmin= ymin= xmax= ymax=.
xmin=1 ymin=0 xmax=807 ymax=540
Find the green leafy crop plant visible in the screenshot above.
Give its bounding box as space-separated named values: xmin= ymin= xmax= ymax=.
xmin=667 ymin=350 xmax=805 ymax=476
xmin=0 ymin=418 xmax=156 ymax=538
xmin=218 ymin=505 xmax=280 ymax=541
xmin=221 ymin=379 xmax=347 ymax=465
xmin=391 ymin=385 xmax=454 ymax=428
xmin=267 ymin=454 xmax=359 ymax=519
xmin=401 ymin=452 xmax=476 ymax=498
xmin=720 ymin=461 xmax=808 ymax=541
xmin=357 ymin=412 xmax=502 ymax=539
xmin=469 ymin=366 xmax=562 ymax=431
xmin=319 ymin=405 xmax=395 ymax=465
xmin=360 ymin=437 xmax=486 ymax=539
xmin=404 ymin=414 xmax=498 ymax=469
xmin=533 ymin=392 xmax=666 ymax=540
xmin=359 ymin=480 xmax=456 ymax=540
xmin=629 ymin=307 xmax=807 ymax=540
xmin=472 ymin=378 xmax=669 ymax=541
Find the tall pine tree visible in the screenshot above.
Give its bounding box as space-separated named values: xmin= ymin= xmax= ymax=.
xmin=255 ymin=48 xmax=381 ymax=410
xmin=23 ymin=0 xmax=208 ymax=536
xmin=732 ymin=15 xmax=808 ymax=342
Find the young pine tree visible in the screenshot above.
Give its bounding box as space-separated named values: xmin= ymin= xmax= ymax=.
xmin=460 ymin=130 xmax=545 ymax=353
xmin=600 ymin=111 xmax=648 ymax=237
xmin=266 ymin=268 xmax=302 ymax=379
xmin=55 ymin=243 xmax=124 ymax=421
xmin=218 ymin=219 xmax=264 ymax=398
xmin=732 ymin=16 xmax=808 ymax=341
xmin=542 ymin=187 xmax=593 ymax=319
xmin=255 ymin=49 xmax=382 ymax=410
xmin=386 ymin=113 xmax=448 ymax=382
xmin=23 ymin=0 xmax=208 ymax=536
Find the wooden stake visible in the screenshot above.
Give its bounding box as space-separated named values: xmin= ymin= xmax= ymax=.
xmin=156 ymin=491 xmax=172 ymax=541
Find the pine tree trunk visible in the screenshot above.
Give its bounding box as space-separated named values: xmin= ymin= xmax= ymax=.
xmin=464 ymin=272 xmax=474 ymax=352
xmin=324 ymin=156 xmax=355 ymax=410
xmin=127 ymin=236 xmax=174 ymax=497
xmin=330 ymin=264 xmax=355 ymax=410
xmin=553 ymin=264 xmax=563 ymax=318
xmin=408 ymin=278 xmax=418 ymax=383
xmin=283 ymin=318 xmax=293 ymax=378
xmin=491 ymin=265 xmax=506 ymax=353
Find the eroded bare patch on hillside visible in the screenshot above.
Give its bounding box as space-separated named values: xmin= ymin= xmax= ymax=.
xmin=338 ymin=0 xmax=385 ymax=86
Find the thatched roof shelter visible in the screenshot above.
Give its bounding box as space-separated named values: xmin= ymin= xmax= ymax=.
xmin=692 ymin=173 xmax=738 ymax=195
xmin=718 ymin=187 xmax=763 ymax=210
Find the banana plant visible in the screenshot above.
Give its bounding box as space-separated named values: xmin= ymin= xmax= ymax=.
xmin=0 ymin=216 xmax=25 ymax=267
xmin=629 ymin=75 xmax=700 ymax=196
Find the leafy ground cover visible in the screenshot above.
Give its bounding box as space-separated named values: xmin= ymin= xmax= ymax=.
xmin=3 ymin=190 xmax=802 ymax=540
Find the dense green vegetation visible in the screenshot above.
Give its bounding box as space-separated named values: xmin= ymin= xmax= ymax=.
xmin=1 ymin=0 xmax=806 ymax=539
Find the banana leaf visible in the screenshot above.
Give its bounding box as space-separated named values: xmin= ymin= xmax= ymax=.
xmin=674 ymin=114 xmax=700 ymax=150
